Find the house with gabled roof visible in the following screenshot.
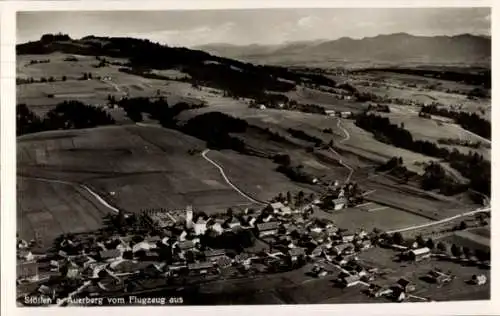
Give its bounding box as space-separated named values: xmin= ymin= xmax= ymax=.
xmin=256 ymin=222 xmax=279 ymax=238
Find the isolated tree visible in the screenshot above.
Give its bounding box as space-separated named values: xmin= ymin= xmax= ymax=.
xmin=122 ymin=250 xmax=133 ymax=260
xmin=451 ymin=244 xmax=463 ymax=258
xmin=459 ymin=221 xmax=468 ymax=230
xmin=437 ymin=242 xmax=447 ymax=253
xmin=309 ymin=193 xmax=316 ymax=202
xmin=226 ymin=208 xmax=233 ymax=218
xmin=62 ymin=75 xmax=67 ymax=81
xmin=392 ymin=232 xmax=404 ymax=245
xmin=286 ymin=191 xmax=293 ymax=205
xmin=415 ymin=235 xmax=425 ymax=246
xmin=462 ymin=246 xmax=471 ymax=258
xmin=277 ymin=193 xmax=285 ymax=202
xmin=296 ymin=191 xmax=305 ymax=205
xmin=425 ymin=238 xmax=435 ymax=250
xmin=475 ymin=249 xmax=489 ymax=262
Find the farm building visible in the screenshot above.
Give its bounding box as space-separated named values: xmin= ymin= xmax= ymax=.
xmin=332 ymin=243 xmax=355 ymax=255
xmin=392 ymin=287 xmax=406 ymax=302
xmin=332 ymin=197 xmax=347 ymax=210
xmin=270 ymin=202 xmax=285 ymax=211
xmin=225 ymin=217 xmax=241 ymax=229
xmin=325 ymin=110 xmax=336 ymax=116
xmin=280 ymin=206 xmax=293 ymax=215
xmin=340 ymin=111 xmax=353 ymax=118
xmin=99 ymin=249 xmax=121 ymax=261
xmin=256 ymin=222 xmax=280 ymax=238
xmin=17 ymin=239 xmax=29 ymax=249
xmin=177 ymin=240 xmax=195 ymax=252
xmin=204 ymin=249 xmax=226 ymax=262
xmin=340 ymin=275 xmax=361 ymax=288
xmin=368 ymin=284 xmax=393 ymax=298
xmin=17 ymin=261 xmax=39 ymax=282
xmin=426 ymin=269 xmax=453 ymax=285
xmin=408 ymin=247 xmax=431 ymax=261
xmin=341 ymin=234 xmax=355 ymax=244
xmin=132 ymin=241 xmax=156 ymax=253
xmin=188 ymin=262 xmax=214 ymax=275
xmin=17 ymin=250 xmax=34 ymax=262
xmin=471 ymin=274 xmax=487 ymax=285
xmin=144 ymin=210 xmax=175 ymax=228
xmin=288 ymin=247 xmax=306 ymax=261
xmin=396 ymin=278 xmax=415 ymax=293
xmin=66 ymin=263 xmax=80 ymax=279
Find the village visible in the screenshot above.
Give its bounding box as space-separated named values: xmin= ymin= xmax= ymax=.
xmin=16 ymin=180 xmax=490 ymax=306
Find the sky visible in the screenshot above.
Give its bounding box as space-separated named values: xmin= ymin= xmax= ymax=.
xmin=17 ymin=8 xmax=491 ymax=47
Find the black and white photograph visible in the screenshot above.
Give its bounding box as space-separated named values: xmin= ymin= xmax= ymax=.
xmin=12 ymin=5 xmax=493 ymax=309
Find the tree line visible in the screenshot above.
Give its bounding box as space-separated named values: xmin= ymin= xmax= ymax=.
xmin=17 ymin=101 xmax=115 ymax=136
xmin=356 ymin=113 xmax=490 ymax=196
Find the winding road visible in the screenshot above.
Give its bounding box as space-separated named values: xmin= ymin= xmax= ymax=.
xmin=328 ymin=118 xmax=354 ymax=184
xmin=386 ymin=206 xmax=491 ymax=234
xmin=201 ymin=149 xmax=266 ymax=205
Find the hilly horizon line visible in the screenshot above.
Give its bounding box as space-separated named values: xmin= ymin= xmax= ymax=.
xmin=18 ymin=31 xmax=490 ymax=48
xmin=194 ymin=32 xmax=491 ymax=49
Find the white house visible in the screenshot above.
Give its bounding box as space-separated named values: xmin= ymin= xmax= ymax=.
xmin=471 ymin=274 xmax=487 ymax=285
xmin=194 ymin=218 xmax=207 ymax=236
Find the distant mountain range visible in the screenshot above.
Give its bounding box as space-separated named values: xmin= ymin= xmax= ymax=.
xmin=195 ymin=33 xmax=491 ymax=66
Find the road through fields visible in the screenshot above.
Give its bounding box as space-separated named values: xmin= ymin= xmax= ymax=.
xmin=328 ymin=119 xmax=354 ymax=183
xmin=201 ymin=149 xmax=266 ymax=205
xmin=387 ymin=206 xmax=491 ymax=234
xmin=19 ymin=176 xmax=120 ymax=214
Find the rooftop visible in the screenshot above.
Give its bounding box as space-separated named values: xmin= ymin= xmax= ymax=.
xmin=411 ymin=247 xmax=431 ymax=256
xmin=256 ymin=222 xmax=280 ymax=231
xmin=188 ymin=262 xmax=214 ymax=270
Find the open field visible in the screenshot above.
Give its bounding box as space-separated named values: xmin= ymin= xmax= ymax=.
xmin=17 ymin=53 xmax=201 ymax=116
xmin=313 ymin=205 xmax=431 ymax=233
xmin=189 ymin=262 xmax=368 ymax=304
xmin=468 ymin=227 xmax=490 ymax=238
xmin=437 ymin=230 xmax=490 ymax=253
xmin=358 ymin=247 xmax=490 ymax=302
xmin=18 ymin=124 xmax=323 ymax=243
xmin=17 ymin=176 xmax=110 ymax=250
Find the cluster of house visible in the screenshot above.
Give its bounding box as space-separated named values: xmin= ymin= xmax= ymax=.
xmin=16 ymin=195 xmax=489 ymax=304
xmin=16 ymin=199 xmax=372 ymax=293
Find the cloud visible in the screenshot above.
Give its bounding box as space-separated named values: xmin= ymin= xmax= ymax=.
xmin=129 ymin=22 xmax=236 ymax=47
xmin=297 ymin=16 xmax=321 ymax=28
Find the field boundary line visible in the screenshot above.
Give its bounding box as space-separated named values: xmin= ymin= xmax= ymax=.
xmin=19 ymin=175 xmax=120 ymax=214
xmin=201 ymin=149 xmax=266 ymax=205
xmin=367 ymin=206 xmax=388 ymax=212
